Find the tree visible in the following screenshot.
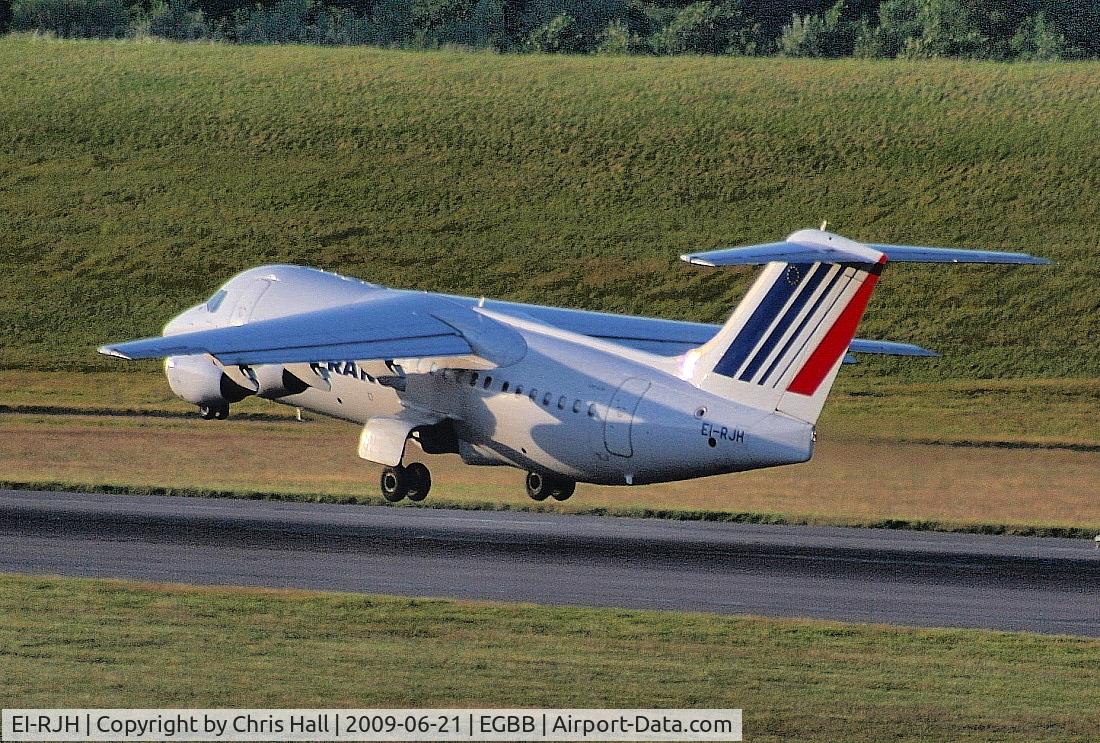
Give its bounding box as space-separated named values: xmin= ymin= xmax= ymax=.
xmin=650 ymin=0 xmax=760 ymax=55
xmin=527 ymin=10 xmax=583 ymax=51
xmin=413 ymin=0 xmax=475 ymax=30
xmin=1010 ymin=12 xmax=1073 ymax=61
xmin=778 ymin=0 xmax=857 ymax=57
xmin=0 ymin=0 xmax=12 ymax=33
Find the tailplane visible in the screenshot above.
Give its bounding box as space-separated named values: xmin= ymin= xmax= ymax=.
xmin=679 ymin=228 xmax=1049 ymax=425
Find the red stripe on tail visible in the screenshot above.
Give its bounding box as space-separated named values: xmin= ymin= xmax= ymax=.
xmin=786 ymin=260 xmax=885 ymax=396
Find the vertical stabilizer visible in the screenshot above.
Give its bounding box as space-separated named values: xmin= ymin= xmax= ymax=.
xmin=679 ymin=230 xmax=886 ymax=425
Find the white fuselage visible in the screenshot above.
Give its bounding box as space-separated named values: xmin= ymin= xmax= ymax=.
xmin=163 ymin=266 xmax=815 ymax=486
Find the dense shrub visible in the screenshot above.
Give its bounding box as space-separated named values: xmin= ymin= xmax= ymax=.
xmin=1009 ymin=12 xmax=1073 ymax=61
xmin=778 ymin=0 xmax=855 ymax=57
xmin=650 ymin=1 xmax=759 ymax=55
xmin=595 ymin=18 xmax=638 ymax=54
xmin=140 ymin=0 xmax=208 ymax=39
xmin=527 ymin=11 xmax=582 ymax=52
xmin=12 ymin=0 xmax=129 ymax=37
xmin=1 ymin=0 xmax=12 ymax=32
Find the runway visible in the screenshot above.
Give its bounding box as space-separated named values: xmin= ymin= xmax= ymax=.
xmin=1 ymin=489 xmax=1097 ymax=636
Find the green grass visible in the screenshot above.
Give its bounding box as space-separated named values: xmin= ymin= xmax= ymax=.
xmin=0 ymin=36 xmax=1096 ymax=379
xmin=2 ymin=575 xmax=1098 ymax=741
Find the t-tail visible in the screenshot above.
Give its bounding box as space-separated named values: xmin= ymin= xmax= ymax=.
xmin=679 ymin=228 xmax=1050 ymax=425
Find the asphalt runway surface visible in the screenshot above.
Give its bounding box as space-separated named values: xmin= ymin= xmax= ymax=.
xmin=1 ymin=489 xmax=1097 ymax=636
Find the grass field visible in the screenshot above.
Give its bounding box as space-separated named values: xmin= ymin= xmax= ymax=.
xmin=3 ymin=372 xmax=1098 ymax=534
xmin=2 ymin=575 xmax=1098 ymax=742
xmin=0 ymin=36 xmax=1097 ymax=379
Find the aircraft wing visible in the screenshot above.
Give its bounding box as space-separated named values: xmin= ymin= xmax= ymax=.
xmin=98 ymin=292 xmax=525 ymax=367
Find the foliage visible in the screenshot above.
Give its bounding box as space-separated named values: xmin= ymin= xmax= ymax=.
xmin=11 ymin=0 xmax=129 ymax=36
xmin=778 ymin=0 xmax=855 ymax=57
xmin=594 ymin=17 xmax=637 ymax=54
xmin=526 ymin=11 xmax=581 ymax=52
xmin=896 ymin=0 xmax=989 ymax=59
xmin=649 ymin=0 xmax=758 ymax=55
xmin=4 ymin=0 xmax=1100 ymax=58
xmin=1009 ymin=12 xmax=1072 ymax=62
xmin=0 ymin=0 xmax=12 ymax=32
xmin=140 ymin=0 xmax=208 ymax=39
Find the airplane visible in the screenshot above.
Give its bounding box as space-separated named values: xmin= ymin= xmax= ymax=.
xmin=99 ymin=228 xmax=1049 ymax=503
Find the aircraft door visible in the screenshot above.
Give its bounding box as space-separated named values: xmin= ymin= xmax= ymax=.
xmin=230 ymin=279 xmax=273 ymax=326
xmin=604 ymin=377 xmax=650 ymax=458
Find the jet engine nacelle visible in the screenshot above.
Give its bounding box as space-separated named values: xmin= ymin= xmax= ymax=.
xmin=253 ymin=364 xmax=312 ymax=400
xmin=165 ymin=355 xmax=256 ymax=406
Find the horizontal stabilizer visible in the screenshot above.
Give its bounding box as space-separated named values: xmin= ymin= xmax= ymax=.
xmin=847 ymin=339 xmax=938 ymax=357
xmin=867 ymin=244 xmax=1051 ymax=264
xmin=682 ymin=229 xmax=1050 ymax=266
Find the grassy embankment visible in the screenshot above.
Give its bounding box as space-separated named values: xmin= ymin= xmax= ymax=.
xmin=2 ymin=371 xmax=1098 ymax=535
xmin=0 ymin=36 xmax=1097 ymax=381
xmin=1 ymin=575 xmax=1098 ymax=742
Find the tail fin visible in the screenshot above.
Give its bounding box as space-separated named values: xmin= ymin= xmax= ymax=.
xmin=679 ymin=228 xmax=1049 ymax=425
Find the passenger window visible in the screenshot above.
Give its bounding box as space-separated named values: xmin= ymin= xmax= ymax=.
xmin=587 ymin=403 xmax=597 ymax=418
xmin=542 ymin=392 xmax=552 ymax=406
xmin=469 ymin=372 xmax=478 ymax=386
xmin=529 ymin=388 xmax=538 ymax=401
xmin=557 ymin=395 xmax=566 ymax=410
xmin=484 ymin=376 xmax=493 ymax=389
xmin=572 ymin=399 xmax=581 ymax=414
xmin=515 ymin=385 xmax=523 ymax=395
xmin=501 ymin=381 xmax=509 ymax=392
xmin=205 ymin=289 xmax=227 ymax=313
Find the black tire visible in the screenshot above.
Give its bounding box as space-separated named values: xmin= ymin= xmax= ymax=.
xmin=525 ymin=472 xmax=549 ymax=501
xmin=198 ymin=405 xmax=215 ymax=420
xmin=549 ymin=478 xmax=576 ymax=502
xmin=212 ymin=403 xmax=229 ymax=420
xmin=405 ymin=462 xmax=431 ymax=502
xmin=380 ymin=466 xmax=408 ymax=503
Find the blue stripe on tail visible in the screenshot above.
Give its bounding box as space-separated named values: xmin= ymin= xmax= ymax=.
xmin=758 ymin=268 xmax=850 ymax=387
xmin=736 ymin=263 xmax=831 ymax=382
xmin=711 ymin=263 xmax=812 ymax=378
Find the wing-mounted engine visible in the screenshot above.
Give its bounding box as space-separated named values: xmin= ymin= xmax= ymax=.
xmin=164 ymin=355 xmax=257 ymax=419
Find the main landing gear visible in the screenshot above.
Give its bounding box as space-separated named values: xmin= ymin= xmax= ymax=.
xmin=380 ymin=462 xmax=432 ymax=503
xmin=198 ymin=403 xmax=229 ymax=420
xmin=525 ymin=471 xmax=575 ymax=502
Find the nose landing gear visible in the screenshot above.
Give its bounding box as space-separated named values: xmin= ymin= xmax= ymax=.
xmin=380 ymin=462 xmax=432 ymax=503
xmin=525 ymin=471 xmax=576 ymax=502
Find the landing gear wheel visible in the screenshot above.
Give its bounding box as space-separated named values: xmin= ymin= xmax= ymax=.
xmin=199 ymin=403 xmax=229 ymax=420
xmin=404 ymin=462 xmax=431 ymax=502
xmin=526 ymin=472 xmax=550 ymax=501
xmin=549 ymin=479 xmax=576 ymax=502
xmin=526 ymin=472 xmax=576 ymax=502
xmin=380 ymin=465 xmax=409 ymax=503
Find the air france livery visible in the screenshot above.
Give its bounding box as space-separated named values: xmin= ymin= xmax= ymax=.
xmin=100 ymin=228 xmax=1048 ymax=503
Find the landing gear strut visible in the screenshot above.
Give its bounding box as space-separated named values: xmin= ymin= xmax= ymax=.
xmin=199 ymin=403 xmax=229 ymax=420
xmin=526 ymin=471 xmax=575 ymax=502
xmin=380 ymin=463 xmax=432 ymax=503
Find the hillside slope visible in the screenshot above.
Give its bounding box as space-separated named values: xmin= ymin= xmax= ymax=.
xmin=0 ymin=36 xmax=1096 ymax=378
